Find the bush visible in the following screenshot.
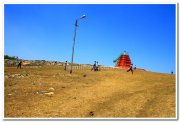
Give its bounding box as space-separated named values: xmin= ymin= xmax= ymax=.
xmin=4 ymin=55 xmax=19 ymax=60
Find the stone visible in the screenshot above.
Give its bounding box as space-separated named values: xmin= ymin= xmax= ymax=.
xmin=9 ymin=74 xmax=24 ymax=78
xmin=37 ymin=90 xmax=49 ymax=94
xmin=11 ymin=75 xmax=15 ymax=78
xmin=49 ymin=87 xmax=55 ymax=92
xmin=19 ymin=75 xmax=24 ymax=78
xmin=5 ymin=75 xmax=9 ymax=79
xmin=22 ymin=71 xmax=29 ymax=76
xmin=44 ymin=92 xmax=54 ymax=96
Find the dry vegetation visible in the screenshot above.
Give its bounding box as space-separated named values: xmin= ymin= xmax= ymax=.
xmin=4 ymin=65 xmax=176 ymax=118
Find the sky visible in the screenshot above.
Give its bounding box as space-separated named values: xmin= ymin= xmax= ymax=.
xmin=4 ymin=4 xmax=176 ymax=74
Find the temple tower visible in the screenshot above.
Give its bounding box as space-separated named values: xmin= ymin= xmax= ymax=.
xmin=113 ymin=51 xmax=132 ymax=69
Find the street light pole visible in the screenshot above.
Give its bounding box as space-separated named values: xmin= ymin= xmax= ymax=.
xmin=70 ymin=15 xmax=86 ymax=74
xmin=70 ymin=20 xmax=78 ymax=74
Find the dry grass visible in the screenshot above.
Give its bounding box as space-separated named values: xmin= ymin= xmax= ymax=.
xmin=4 ymin=66 xmax=176 ymax=118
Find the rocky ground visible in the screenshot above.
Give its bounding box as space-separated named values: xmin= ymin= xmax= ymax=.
xmin=4 ymin=64 xmax=176 ymax=118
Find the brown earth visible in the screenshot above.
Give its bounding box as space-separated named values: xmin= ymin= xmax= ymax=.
xmin=4 ymin=65 xmax=176 ymax=118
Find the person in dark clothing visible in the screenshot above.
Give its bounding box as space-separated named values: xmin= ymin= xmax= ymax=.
xmin=64 ymin=61 xmax=67 ymax=70
xmin=17 ymin=60 xmax=22 ymax=69
xmin=92 ymin=63 xmax=96 ymax=71
xmin=96 ymin=61 xmax=99 ymax=71
xmin=95 ymin=65 xmax=99 ymax=71
xmin=127 ymin=64 xmax=133 ymax=74
xmin=91 ymin=61 xmax=97 ymax=71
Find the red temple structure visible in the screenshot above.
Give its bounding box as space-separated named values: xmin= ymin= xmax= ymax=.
xmin=113 ymin=51 xmax=132 ymax=69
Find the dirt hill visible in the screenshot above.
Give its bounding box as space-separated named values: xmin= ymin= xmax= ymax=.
xmin=4 ymin=64 xmax=176 ymax=118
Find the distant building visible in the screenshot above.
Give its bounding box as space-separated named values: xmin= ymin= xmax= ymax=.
xmin=113 ymin=51 xmax=131 ymax=69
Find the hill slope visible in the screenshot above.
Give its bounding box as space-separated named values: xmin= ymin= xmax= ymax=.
xmin=4 ymin=65 xmax=176 ymax=118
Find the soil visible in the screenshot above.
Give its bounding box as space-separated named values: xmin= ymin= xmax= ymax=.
xmin=4 ymin=66 xmax=176 ymax=118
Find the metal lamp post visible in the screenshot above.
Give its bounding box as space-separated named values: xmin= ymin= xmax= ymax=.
xmin=70 ymin=15 xmax=86 ymax=74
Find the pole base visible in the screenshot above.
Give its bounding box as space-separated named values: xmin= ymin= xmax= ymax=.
xmin=70 ymin=70 xmax=72 ymax=74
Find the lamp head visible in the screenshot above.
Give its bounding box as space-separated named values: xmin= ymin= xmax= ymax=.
xmin=80 ymin=15 xmax=86 ymax=19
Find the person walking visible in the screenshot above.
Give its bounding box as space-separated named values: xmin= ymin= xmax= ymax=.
xmin=17 ymin=60 xmax=22 ymax=69
xmin=127 ymin=64 xmax=133 ymax=74
xmin=64 ymin=61 xmax=67 ymax=70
